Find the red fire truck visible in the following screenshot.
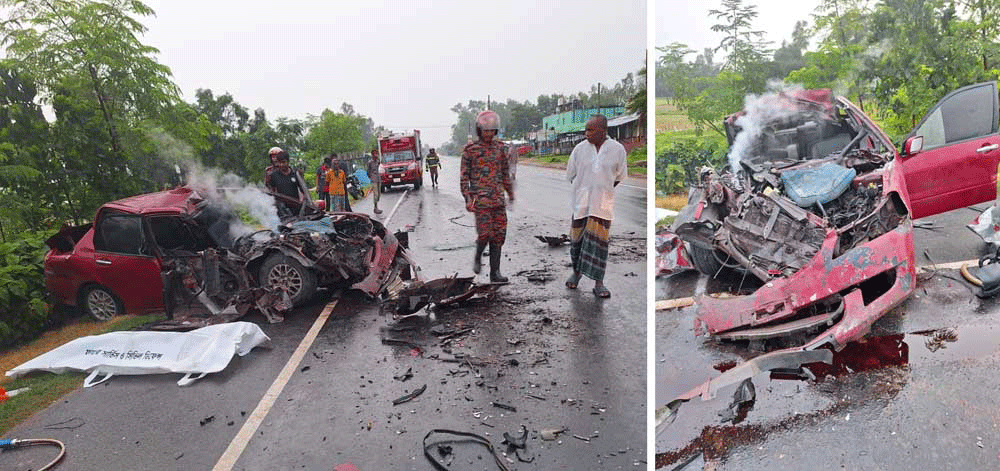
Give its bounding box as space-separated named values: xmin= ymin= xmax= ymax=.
xmin=378 ymin=131 xmax=424 ymax=191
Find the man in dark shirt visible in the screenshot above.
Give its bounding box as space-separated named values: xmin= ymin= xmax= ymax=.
xmin=266 ymin=151 xmax=305 ymax=216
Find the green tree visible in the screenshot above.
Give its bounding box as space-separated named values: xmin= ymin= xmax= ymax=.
xmin=303 ymin=109 xmax=367 ymax=158
xmin=709 ymin=0 xmax=771 ymax=92
xmin=0 ymin=0 xmax=180 ymax=157
xmin=0 ymin=66 xmax=47 ymax=236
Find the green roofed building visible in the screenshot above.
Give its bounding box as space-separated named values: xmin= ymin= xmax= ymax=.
xmin=533 ymin=105 xmax=626 ymax=154
xmin=541 ymin=106 xmax=626 ymax=134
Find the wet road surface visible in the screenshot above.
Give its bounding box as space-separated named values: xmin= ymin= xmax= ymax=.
xmin=6 ymin=156 xmax=647 ymax=470
xmin=657 ymin=205 xmax=1000 ymax=469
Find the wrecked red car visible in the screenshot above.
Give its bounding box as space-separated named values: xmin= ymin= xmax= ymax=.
xmin=671 ymin=82 xmax=1000 ymax=350
xmin=44 ymin=186 xmax=416 ymax=323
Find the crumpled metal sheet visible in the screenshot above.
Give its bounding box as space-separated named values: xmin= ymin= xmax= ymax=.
xmin=657 ymin=229 xmax=693 ymax=276
xmin=389 ymin=275 xmax=499 ymax=315
xmin=968 ymin=204 xmax=1000 ymax=246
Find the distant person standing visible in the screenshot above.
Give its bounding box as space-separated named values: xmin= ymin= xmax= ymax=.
xmin=316 ymin=156 xmax=331 ymax=208
xmin=564 ymin=114 xmax=627 ymax=299
xmin=367 ymin=149 xmax=383 ymax=214
xmin=325 ymin=155 xmax=351 ymax=212
xmin=425 ymin=148 xmax=441 ymax=187
xmin=461 ymin=110 xmax=514 ymax=283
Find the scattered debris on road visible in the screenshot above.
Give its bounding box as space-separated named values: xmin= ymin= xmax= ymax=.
xmin=392 ymin=384 xmax=427 ymax=406
xmin=387 ymin=275 xmax=499 ymax=315
xmin=491 ymin=401 xmax=517 ymax=412
xmin=502 ymin=425 xmax=533 ymax=463
xmin=535 ymin=234 xmax=570 ymax=247
xmin=393 ymin=367 xmax=413 ymax=382
xmin=422 ymin=429 xmax=510 ymax=471
xmin=718 ymin=378 xmax=755 ymax=424
xmin=540 ymin=428 xmax=565 ymax=441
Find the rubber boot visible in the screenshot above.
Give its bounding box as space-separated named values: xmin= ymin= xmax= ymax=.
xmin=473 ymin=241 xmax=487 ymax=274
xmin=489 ymin=242 xmax=508 ymax=283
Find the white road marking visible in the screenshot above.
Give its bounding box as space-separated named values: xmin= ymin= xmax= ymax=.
xmin=212 ymin=298 xmax=340 ymax=471
xmin=385 ymin=188 xmax=410 ymax=225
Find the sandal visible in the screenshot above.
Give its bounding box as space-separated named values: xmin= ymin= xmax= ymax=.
xmin=592 ymin=285 xmax=611 ymax=298
xmin=565 ymin=273 xmax=581 ymax=289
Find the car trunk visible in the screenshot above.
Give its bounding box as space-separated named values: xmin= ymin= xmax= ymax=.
xmin=45 ymin=223 xmax=94 ymax=253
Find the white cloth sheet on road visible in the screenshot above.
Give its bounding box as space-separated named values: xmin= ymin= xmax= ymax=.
xmin=566 ymin=138 xmax=627 ymax=221
xmin=5 ymin=322 xmax=269 ymax=387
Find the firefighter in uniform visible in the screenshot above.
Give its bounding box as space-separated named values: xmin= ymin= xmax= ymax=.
xmin=460 ymin=110 xmax=514 ymax=283
xmin=426 ymin=148 xmax=441 ymax=187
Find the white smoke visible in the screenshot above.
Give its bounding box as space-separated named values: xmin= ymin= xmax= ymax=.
xmin=182 ymin=161 xmax=281 ymax=236
xmin=727 ymin=81 xmax=806 ymax=172
xmin=145 ymin=128 xmax=282 ymax=238
xmin=223 ymin=186 xmax=281 ymax=237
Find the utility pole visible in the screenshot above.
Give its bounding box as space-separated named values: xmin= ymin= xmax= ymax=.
xmin=487 ymin=95 xmax=491 ymax=110
xmin=597 ymin=83 xmax=601 ymax=109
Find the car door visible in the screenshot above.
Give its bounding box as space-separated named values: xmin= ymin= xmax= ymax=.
xmin=900 ymin=81 xmax=1000 ymax=219
xmin=92 ymin=210 xmax=163 ymax=312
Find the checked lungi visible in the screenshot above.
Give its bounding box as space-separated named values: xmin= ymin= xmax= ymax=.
xmin=329 ymin=194 xmax=349 ymax=212
xmin=570 ymin=216 xmax=611 ymax=281
xmin=474 ymin=207 xmax=507 ymax=245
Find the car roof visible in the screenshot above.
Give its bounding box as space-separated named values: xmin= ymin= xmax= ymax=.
xmin=101 ymin=186 xmax=203 ymax=216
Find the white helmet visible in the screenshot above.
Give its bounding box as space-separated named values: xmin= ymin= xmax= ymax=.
xmin=268 ymin=146 xmax=283 ymax=156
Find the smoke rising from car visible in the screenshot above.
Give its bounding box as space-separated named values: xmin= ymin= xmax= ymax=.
xmin=183 ymin=162 xmax=281 ymax=236
xmin=727 ymin=81 xmax=806 ymax=172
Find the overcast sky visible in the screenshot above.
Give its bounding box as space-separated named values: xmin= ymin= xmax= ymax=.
xmin=141 ymin=0 xmax=645 ymax=147
xmin=656 ymin=0 xmax=820 ymax=59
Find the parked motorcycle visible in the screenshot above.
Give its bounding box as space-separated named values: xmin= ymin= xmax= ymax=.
xmin=346 ymin=174 xmax=364 ymax=200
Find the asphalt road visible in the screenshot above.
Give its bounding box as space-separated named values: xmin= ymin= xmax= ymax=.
xmin=656 ymin=204 xmax=1000 ymax=469
xmin=5 ymin=155 xmax=648 ymax=470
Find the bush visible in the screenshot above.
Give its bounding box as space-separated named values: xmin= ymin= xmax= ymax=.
xmin=656 ymin=138 xmax=726 ymax=194
xmin=0 ymin=231 xmax=52 ymax=348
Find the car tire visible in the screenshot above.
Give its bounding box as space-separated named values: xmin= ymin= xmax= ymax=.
xmin=382 ymin=184 xmax=390 ymax=193
xmin=259 ymin=253 xmax=317 ymax=307
xmin=414 ymin=179 xmax=422 ymax=190
xmin=80 ymin=285 xmax=123 ymax=322
xmin=688 ymin=243 xmax=724 ymax=276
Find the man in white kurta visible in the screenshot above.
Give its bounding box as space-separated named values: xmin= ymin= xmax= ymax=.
xmin=565 ymin=115 xmax=627 ymax=298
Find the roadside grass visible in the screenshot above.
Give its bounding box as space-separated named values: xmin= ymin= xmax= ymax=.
xmin=656 ymin=129 xmax=728 ymax=155
xmin=657 ymin=194 xmax=688 ymax=210
xmin=538 ymin=154 xmax=569 ymax=164
xmin=0 ymin=312 xmax=164 ymax=436
xmin=656 ymin=99 xmax=694 ymax=133
xmin=522 ymin=150 xmax=648 ymax=177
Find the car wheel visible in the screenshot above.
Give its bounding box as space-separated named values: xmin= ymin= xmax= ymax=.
xmin=382 ymin=184 xmax=390 ymax=193
xmin=259 ymin=253 xmax=317 ymax=307
xmin=688 ymin=243 xmax=724 ymax=276
xmin=414 ymin=179 xmax=422 ymax=190
xmin=81 ymin=285 xmax=123 ymax=322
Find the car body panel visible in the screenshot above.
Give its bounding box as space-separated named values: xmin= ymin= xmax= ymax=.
xmin=900 ymin=82 xmax=1000 ymax=219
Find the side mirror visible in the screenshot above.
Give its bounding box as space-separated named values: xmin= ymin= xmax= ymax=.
xmin=903 ymin=135 xmax=923 ymax=156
